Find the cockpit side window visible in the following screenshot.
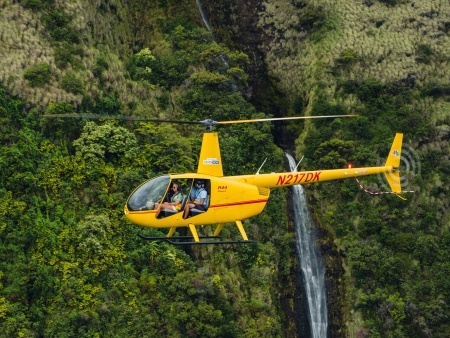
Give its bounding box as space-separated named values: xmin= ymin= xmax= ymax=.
xmin=127 ymin=175 xmax=170 ymax=211
xmin=184 ymin=178 xmax=211 ymax=218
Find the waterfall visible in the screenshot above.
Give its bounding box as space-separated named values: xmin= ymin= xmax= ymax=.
xmin=286 ymin=154 xmax=328 ymax=338
xmin=195 ymin=0 xmax=229 ymax=68
xmin=196 ymin=0 xmax=212 ymax=32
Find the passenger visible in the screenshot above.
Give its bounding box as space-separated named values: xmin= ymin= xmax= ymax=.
xmin=155 ymin=183 xmax=183 ymax=217
xmin=183 ymin=180 xmax=207 ymax=219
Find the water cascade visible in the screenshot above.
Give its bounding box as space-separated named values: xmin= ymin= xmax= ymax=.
xmin=195 ymin=0 xmax=229 ymax=68
xmin=196 ymin=0 xmax=213 ymax=32
xmin=287 ymin=154 xmax=328 ymax=338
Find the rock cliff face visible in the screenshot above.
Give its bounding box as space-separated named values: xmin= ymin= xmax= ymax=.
xmin=202 ymin=0 xmax=450 ymax=117
xmin=198 ymin=0 xmax=288 ymax=117
xmin=199 ymin=1 xmax=348 ymax=336
xmin=192 ymin=2 xmax=450 ymax=337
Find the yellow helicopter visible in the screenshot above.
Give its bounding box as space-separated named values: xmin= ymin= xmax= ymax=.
xmin=45 ymin=114 xmax=404 ymax=244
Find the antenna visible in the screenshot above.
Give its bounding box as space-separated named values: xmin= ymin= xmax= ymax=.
xmin=294 ymin=156 xmax=304 ymax=172
xmin=256 ymin=158 xmax=268 ymax=174
xmin=287 ymin=154 xmax=304 ymax=172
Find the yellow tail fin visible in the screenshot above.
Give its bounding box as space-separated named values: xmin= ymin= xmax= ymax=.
xmin=197 ymin=132 xmax=224 ymax=177
xmin=384 ymin=133 xmax=403 ymax=193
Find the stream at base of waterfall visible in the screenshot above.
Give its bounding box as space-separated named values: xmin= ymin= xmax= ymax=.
xmin=287 ymin=154 xmax=328 ymax=338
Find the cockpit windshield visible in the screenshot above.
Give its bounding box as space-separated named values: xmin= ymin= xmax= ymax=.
xmin=127 ymin=175 xmax=170 ymax=211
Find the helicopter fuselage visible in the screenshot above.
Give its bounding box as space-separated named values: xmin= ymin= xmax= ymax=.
xmin=124 ymin=173 xmax=270 ymax=229
xmin=124 ymin=163 xmax=399 ymax=229
xmin=123 ymin=132 xmax=403 ymax=242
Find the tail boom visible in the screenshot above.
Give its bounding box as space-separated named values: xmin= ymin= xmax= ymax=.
xmin=232 ymin=165 xmax=398 ymax=188
xmin=229 ymin=133 xmax=404 ymax=193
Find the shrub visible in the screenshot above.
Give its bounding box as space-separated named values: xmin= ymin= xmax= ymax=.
xmin=190 ymin=71 xmax=229 ymax=86
xmin=61 ymin=72 xmax=84 ymax=95
xmin=156 ymin=92 xmax=170 ymax=111
xmin=298 ymin=4 xmax=328 ymax=32
xmin=152 ymin=54 xmax=188 ymax=88
xmin=45 ymin=100 xmax=75 ymax=115
xmin=420 ymin=83 xmax=450 ymax=97
xmin=131 ymin=51 xmax=188 ymax=89
xmin=378 ymin=0 xmax=403 ymax=6
xmin=23 ymin=63 xmax=51 ymax=87
xmin=42 ymin=10 xmax=79 ymax=43
xmin=93 ymin=57 xmax=109 ymax=78
xmin=227 ymin=67 xmax=248 ymax=84
xmin=416 ymin=44 xmax=434 ymax=64
xmin=94 ymin=93 xmax=121 ymax=115
xmin=54 ymin=44 xmax=84 ymax=69
xmin=333 ymin=49 xmax=358 ymax=73
xmin=23 ymin=0 xmax=54 ymax=10
xmin=93 ymin=57 xmax=109 ymax=87
xmin=23 ymin=0 xmax=44 ymax=10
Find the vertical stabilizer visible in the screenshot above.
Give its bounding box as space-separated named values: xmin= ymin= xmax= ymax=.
xmin=385 ymin=133 xmax=403 ymax=167
xmin=197 ymin=132 xmax=224 ymax=176
xmin=384 ymin=133 xmax=403 ymax=193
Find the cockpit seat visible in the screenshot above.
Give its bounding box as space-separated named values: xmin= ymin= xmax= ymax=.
xmin=189 ymin=195 xmax=210 ymax=216
xmin=158 ymin=195 xmax=188 ymax=218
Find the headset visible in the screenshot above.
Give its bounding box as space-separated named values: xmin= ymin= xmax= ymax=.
xmin=172 ymin=182 xmax=182 ymax=193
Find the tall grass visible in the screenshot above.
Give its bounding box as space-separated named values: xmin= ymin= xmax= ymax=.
xmin=258 ymin=0 xmax=450 ymax=124
xmin=0 ymin=0 xmax=159 ymax=112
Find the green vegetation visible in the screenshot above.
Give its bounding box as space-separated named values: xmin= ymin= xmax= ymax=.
xmin=61 ymin=72 xmax=84 ymax=95
xmin=23 ymin=63 xmax=51 ymax=87
xmin=22 ymin=0 xmax=54 ymax=11
xmin=1 ymin=0 xmax=450 ymax=337
xmin=0 ymin=7 xmax=288 ymax=336
xmin=250 ymin=0 xmax=450 ymax=334
xmin=416 ymin=44 xmax=435 ymax=65
xmin=42 ymin=9 xmax=79 ymax=43
xmin=303 ymin=76 xmax=449 ymax=337
xmin=378 ymin=0 xmax=405 ymax=6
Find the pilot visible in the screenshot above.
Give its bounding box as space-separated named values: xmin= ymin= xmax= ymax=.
xmin=183 ymin=180 xmax=207 ymax=218
xmin=155 ymin=182 xmax=184 ymax=217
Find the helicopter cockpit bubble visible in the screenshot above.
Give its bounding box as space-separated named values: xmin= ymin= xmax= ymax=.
xmin=127 ymin=175 xmax=170 ymax=211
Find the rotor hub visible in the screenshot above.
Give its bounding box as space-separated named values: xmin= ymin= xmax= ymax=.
xmin=199 ymin=119 xmax=218 ymax=132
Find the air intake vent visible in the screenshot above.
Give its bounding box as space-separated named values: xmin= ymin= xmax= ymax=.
xmin=258 ymin=187 xmax=270 ymax=196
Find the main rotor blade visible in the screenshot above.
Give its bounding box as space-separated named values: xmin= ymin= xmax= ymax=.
xmin=217 ymin=114 xmax=357 ymax=125
xmin=42 ymin=114 xmax=202 ymax=124
xmin=42 ymin=114 xmax=358 ymax=130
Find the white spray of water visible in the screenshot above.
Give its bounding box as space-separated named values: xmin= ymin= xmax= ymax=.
xmin=196 ymin=0 xmax=212 ymax=31
xmin=195 ymin=0 xmax=229 ymax=68
xmin=287 ymin=154 xmax=328 ymax=338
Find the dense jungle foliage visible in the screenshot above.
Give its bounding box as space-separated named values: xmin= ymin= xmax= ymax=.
xmin=303 ymin=84 xmax=450 ymax=338
xmin=1 ymin=0 xmax=450 ymax=337
xmin=0 ymin=1 xmax=290 ymax=337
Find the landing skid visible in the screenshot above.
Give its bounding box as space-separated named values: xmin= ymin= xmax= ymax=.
xmin=138 ymin=234 xmax=257 ymax=245
xmin=138 ymin=220 xmax=255 ymax=245
xmin=138 ymin=234 xmax=218 ymax=240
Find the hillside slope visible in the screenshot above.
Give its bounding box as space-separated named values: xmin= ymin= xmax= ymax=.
xmin=202 ymin=0 xmax=450 ymax=337
xmin=1 ymin=0 xmax=450 ymax=337
xmin=0 ymin=1 xmax=291 ymax=337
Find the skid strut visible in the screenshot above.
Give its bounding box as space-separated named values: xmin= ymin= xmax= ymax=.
xmin=138 ymin=220 xmax=256 ymax=245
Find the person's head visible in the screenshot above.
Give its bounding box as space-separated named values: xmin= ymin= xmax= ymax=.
xmin=172 ymin=182 xmax=180 ymax=192
xmin=195 ymin=180 xmax=204 ymax=188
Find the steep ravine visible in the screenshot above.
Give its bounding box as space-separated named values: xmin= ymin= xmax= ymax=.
xmin=196 ymin=0 xmax=293 ymax=146
xmin=198 ymin=1 xmax=348 ymax=336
